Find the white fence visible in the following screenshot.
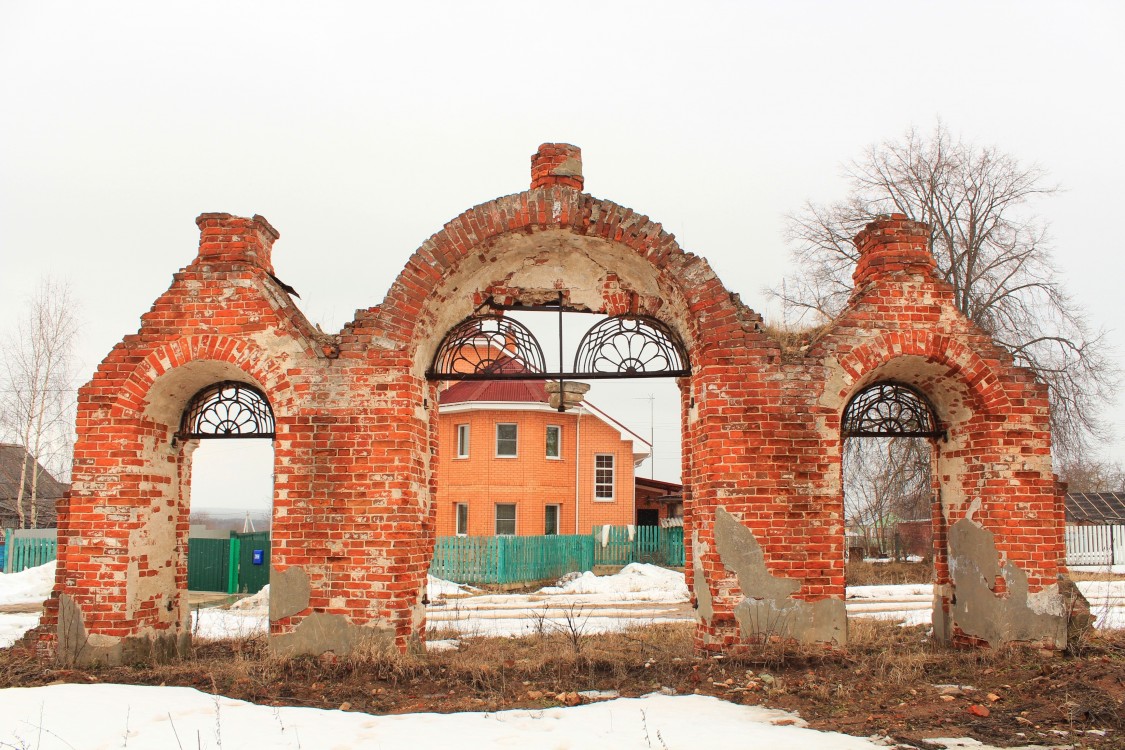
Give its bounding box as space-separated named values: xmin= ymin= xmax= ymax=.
xmin=1066 ymin=524 xmax=1125 ymax=566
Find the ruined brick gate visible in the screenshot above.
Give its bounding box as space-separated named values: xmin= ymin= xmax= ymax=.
xmin=40 ymin=144 xmax=1076 ymax=663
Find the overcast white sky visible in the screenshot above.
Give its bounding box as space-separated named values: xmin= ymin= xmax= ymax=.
xmin=2 ymin=1 xmax=1123 ymax=509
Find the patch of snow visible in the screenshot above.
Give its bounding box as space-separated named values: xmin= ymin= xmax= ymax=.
xmin=0 ymin=613 xmax=39 ymax=649
xmin=428 ymin=574 xmax=477 ymax=599
xmin=426 ymin=639 xmax=460 ymax=652
xmin=0 ymin=684 xmax=900 ymax=749
xmin=537 ymin=563 xmax=689 ymax=601
xmin=0 ymin=561 xmax=55 ymax=606
xmin=191 ymin=609 xmax=267 ymax=640
xmin=847 ymin=583 xmax=932 ymax=599
xmin=229 ymin=584 xmax=269 ymax=612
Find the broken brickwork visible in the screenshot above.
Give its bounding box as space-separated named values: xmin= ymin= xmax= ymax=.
xmin=38 ymin=144 xmax=1074 ymax=664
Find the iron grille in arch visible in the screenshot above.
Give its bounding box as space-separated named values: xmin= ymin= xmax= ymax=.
xmin=428 ymin=315 xmax=546 ymax=378
xmin=428 ymin=312 xmax=690 ymax=381
xmin=178 ymin=381 xmax=275 ymax=439
xmin=841 ymin=382 xmax=944 ymax=439
xmin=572 ymin=316 xmax=689 ymax=377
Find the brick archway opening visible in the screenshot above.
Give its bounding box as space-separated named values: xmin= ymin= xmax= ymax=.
xmin=179 ymin=381 xmax=276 ymax=600
xmin=49 ymin=348 xmax=289 ymax=665
xmin=840 ymin=380 xmax=941 ymax=607
xmin=427 ymin=306 xmax=689 ymax=552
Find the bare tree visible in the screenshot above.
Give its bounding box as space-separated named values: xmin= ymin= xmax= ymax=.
xmin=1057 ymin=456 xmax=1125 ymax=494
xmin=844 ymin=437 xmax=931 ymax=558
xmin=1 ymin=277 xmax=78 ymax=528
xmin=774 ymin=122 xmax=1116 ymax=463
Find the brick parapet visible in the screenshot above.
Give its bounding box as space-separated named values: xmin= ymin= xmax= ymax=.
xmin=531 ymin=143 xmax=583 ymax=190
xmin=194 ymin=213 xmax=279 ymax=275
xmin=851 ymin=213 xmax=936 ymax=291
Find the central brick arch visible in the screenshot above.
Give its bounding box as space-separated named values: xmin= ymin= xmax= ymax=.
xmin=339 ymin=144 xmax=779 ymax=654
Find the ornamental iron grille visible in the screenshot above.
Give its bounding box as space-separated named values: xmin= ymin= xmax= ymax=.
xmin=572 ymin=316 xmax=689 ymax=378
xmin=841 ymin=381 xmax=944 ymax=440
xmin=427 ymin=311 xmax=690 ymax=381
xmin=178 ymin=381 xmax=276 ymax=440
xmin=428 ymin=315 xmax=546 ymax=379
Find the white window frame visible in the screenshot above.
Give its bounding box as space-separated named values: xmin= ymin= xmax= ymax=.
xmin=594 ymin=453 xmax=615 ymax=501
xmin=544 ymin=504 xmax=560 ymax=535
xmin=545 ymin=424 xmax=561 ymax=459
xmin=495 ymin=423 xmax=518 ymax=457
xmin=456 ymin=424 xmax=470 ymax=458
xmin=455 ymin=502 xmax=469 ymax=536
xmin=495 ymin=503 xmax=517 ymax=535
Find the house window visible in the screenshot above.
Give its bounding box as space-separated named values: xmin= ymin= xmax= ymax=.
xmin=455 ymin=503 xmax=468 ymax=536
xmin=594 ymin=454 xmax=615 ymax=500
xmin=545 ymin=504 xmax=560 ymax=535
xmin=456 ymin=424 xmax=470 ymax=458
xmin=545 ymin=425 xmax=561 ymax=459
xmin=496 ymin=423 xmax=518 ymax=457
xmin=495 ymin=503 xmax=517 ymax=535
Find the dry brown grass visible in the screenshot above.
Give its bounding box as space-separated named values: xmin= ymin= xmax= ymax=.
xmin=758 ymin=322 xmax=831 ymax=359
xmin=3 ymin=618 xmax=1123 ymax=746
xmin=846 ymin=559 xmax=932 ymax=586
xmin=1068 ymin=569 xmax=1125 ymax=582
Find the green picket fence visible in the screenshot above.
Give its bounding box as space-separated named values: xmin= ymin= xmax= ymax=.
xmin=431 ymin=534 xmax=595 ymax=585
xmin=592 ymin=525 xmax=684 ymax=568
xmin=2 ymin=529 xmax=58 ymax=574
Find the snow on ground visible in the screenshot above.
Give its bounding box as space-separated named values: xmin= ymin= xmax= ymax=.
xmin=427 ymin=573 xmax=478 ymax=599
xmin=0 ymin=612 xmax=39 ymax=648
xmin=0 ymin=560 xmax=55 ymax=606
xmin=0 ymin=683 xmax=921 ymax=750
xmin=847 ymin=583 xmax=933 ymax=599
xmin=4 ymin=562 xmax=1125 ymax=647
xmin=538 ymin=562 xmax=689 ymax=601
xmin=1 ymin=564 xmax=1120 ymax=748
xmin=1075 ymin=579 xmax=1125 ymax=628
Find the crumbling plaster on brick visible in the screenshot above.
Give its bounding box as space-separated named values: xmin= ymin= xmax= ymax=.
xmin=124 ymin=505 xmax=179 ymax=622
xmin=713 ymin=507 xmax=847 ymax=644
xmin=406 ymin=229 xmax=700 ymax=378
xmin=58 ymin=593 xmax=189 ymax=666
xmin=946 ymin=518 xmax=1067 ymax=648
xmin=269 ymin=612 xmax=394 ymax=658
xmin=691 ymin=529 xmax=714 ymax=625
xmin=269 ymin=566 xmax=311 ymax=621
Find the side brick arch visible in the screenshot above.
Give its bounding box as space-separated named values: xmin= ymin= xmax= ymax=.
xmin=829 ymin=331 xmax=1014 ymax=420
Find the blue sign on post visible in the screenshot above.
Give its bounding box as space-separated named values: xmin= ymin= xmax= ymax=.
xmin=252 ymin=549 xmax=264 ymax=565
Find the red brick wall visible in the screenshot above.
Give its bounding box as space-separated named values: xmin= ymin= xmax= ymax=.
xmin=43 ymin=148 xmax=1067 ymax=659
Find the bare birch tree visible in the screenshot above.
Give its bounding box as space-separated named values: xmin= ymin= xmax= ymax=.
xmin=844 ymin=437 xmax=931 ymax=557
xmin=1 ymin=277 xmax=78 ymax=528
xmin=774 ymin=122 xmax=1116 ymax=463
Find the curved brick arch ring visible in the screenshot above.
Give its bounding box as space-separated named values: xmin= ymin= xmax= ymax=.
xmin=376 ymin=186 xmax=745 ymax=367
xmin=112 ymin=334 xmax=295 ymax=426
xmin=829 ymin=331 xmax=1014 ymax=423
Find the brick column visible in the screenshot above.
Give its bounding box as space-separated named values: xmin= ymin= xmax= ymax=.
xmin=531 ymin=143 xmax=583 ymax=190
xmin=852 ymin=213 xmax=935 ymax=288
xmin=194 ymin=213 xmax=279 ymax=274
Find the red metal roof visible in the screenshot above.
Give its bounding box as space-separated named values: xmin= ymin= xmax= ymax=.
xmin=439 ymin=379 xmax=549 ymax=405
